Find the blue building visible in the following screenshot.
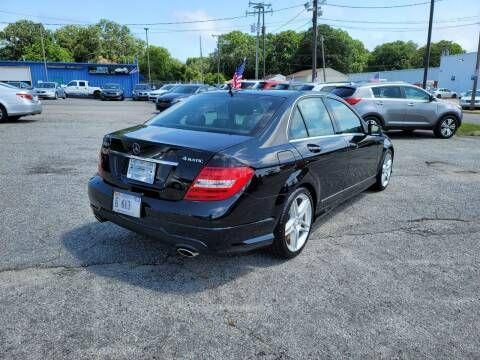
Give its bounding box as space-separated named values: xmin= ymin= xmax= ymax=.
xmin=0 ymin=60 xmax=140 ymax=97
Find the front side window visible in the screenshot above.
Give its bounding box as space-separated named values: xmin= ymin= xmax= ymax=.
xmin=288 ymin=106 xmax=308 ymax=139
xmin=371 ymin=86 xmax=403 ymax=99
xmin=297 ymin=97 xmax=334 ymax=137
xmin=325 ymin=98 xmax=363 ymax=134
xmin=404 ymin=86 xmax=430 ymax=101
xmin=67 ymin=81 xmax=77 ymax=87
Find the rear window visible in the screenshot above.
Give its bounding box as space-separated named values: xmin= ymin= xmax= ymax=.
xmin=171 ymin=85 xmax=199 ymax=94
xmin=147 ymin=93 xmax=284 ymax=136
xmin=331 ymin=86 xmax=356 ymax=98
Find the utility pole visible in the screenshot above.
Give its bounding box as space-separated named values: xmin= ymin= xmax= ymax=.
xmin=39 ymin=25 xmax=48 ymax=82
xmin=422 ymin=0 xmax=435 ymax=89
xmin=311 ymin=0 xmax=318 ymax=82
xmin=470 ymin=32 xmax=480 ymax=110
xmin=199 ymin=35 xmax=204 ymax=84
xmin=247 ymin=2 xmax=271 ymax=80
xmin=212 ymin=35 xmax=221 ymax=84
xmin=144 ymin=27 xmax=151 ymax=84
xmin=320 ymin=34 xmax=326 ymax=82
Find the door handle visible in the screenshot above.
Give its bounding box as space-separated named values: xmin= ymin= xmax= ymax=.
xmin=375 ymin=101 xmax=383 ymax=105
xmin=348 ymin=142 xmax=358 ymax=149
xmin=407 ymin=102 xmax=415 ymax=106
xmin=307 ymin=143 xmax=321 ymax=153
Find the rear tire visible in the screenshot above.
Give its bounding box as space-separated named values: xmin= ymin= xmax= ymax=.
xmin=372 ymin=149 xmax=393 ymax=191
xmin=0 ymin=105 xmax=8 ymax=123
xmin=452 ymin=94 xmax=457 ymax=99
xmin=434 ymin=116 xmax=457 ymax=139
xmin=270 ymin=187 xmax=314 ymax=259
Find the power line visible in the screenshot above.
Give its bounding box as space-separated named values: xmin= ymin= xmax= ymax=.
xmin=325 ymin=0 xmax=445 ymax=9
xmin=272 ymin=8 xmax=307 ymax=32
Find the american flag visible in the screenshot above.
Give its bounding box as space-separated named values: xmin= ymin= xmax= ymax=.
xmin=232 ymin=58 xmax=246 ymax=89
xmin=370 ymin=72 xmax=380 ymax=82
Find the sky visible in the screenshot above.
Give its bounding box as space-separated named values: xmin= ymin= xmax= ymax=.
xmin=0 ymin=0 xmax=479 ymax=62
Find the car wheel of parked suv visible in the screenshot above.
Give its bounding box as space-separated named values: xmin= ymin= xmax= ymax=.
xmin=271 ymin=187 xmax=314 ymax=259
xmin=434 ymin=116 xmax=457 ymax=139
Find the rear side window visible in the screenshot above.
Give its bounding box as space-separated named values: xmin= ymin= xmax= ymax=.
xmin=331 ymin=86 xmax=356 ymax=98
xmin=297 ymin=97 xmax=334 ymax=137
xmin=325 ymin=98 xmax=363 ymax=134
xmin=372 ymin=86 xmax=403 ymax=99
xmin=288 ymin=106 xmax=308 ymax=139
xmin=78 ymin=81 xmax=86 ymax=87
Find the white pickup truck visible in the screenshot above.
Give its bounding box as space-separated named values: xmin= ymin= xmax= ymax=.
xmin=63 ymin=80 xmax=102 ymax=98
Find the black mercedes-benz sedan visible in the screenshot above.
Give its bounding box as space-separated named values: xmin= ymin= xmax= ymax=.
xmin=88 ymin=90 xmax=394 ymax=258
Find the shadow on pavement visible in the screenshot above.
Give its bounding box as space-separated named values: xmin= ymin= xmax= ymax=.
xmin=62 ymin=220 xmax=283 ymax=294
xmin=385 ymin=130 xmax=436 ymax=139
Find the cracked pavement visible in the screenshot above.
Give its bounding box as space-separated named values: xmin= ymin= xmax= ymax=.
xmin=1 ymin=99 xmax=480 ymax=359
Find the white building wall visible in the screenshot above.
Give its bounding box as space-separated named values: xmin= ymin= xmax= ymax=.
xmin=348 ymin=67 xmax=439 ymax=84
xmin=438 ymin=52 xmax=477 ymax=94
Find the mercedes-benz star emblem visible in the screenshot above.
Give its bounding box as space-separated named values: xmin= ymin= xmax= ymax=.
xmin=132 ymin=143 xmax=141 ymax=155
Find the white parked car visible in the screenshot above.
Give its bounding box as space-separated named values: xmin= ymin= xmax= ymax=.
xmin=148 ymin=84 xmax=178 ymax=101
xmin=63 ymin=80 xmax=102 ymax=98
xmin=433 ymin=88 xmax=458 ymax=99
xmin=459 ymin=90 xmax=480 ymax=109
xmin=0 ymin=82 xmax=42 ymax=122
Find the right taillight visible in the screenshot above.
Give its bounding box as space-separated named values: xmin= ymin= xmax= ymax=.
xmin=17 ymin=93 xmax=33 ymax=101
xmin=184 ymin=166 xmax=254 ymax=201
xmin=345 ymin=97 xmax=361 ymax=105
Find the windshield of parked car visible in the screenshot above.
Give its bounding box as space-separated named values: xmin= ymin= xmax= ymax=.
xmin=103 ymin=84 xmax=120 ymax=89
xmin=240 ymin=81 xmax=258 ymax=89
xmin=170 ymin=85 xmax=200 ymax=94
xmin=134 ymin=84 xmax=150 ymax=90
xmin=274 ymin=84 xmax=290 ymax=90
xmin=290 ymin=84 xmax=314 ymax=91
xmin=331 ymin=86 xmax=356 ymax=98
xmin=0 ymin=82 xmax=17 ymax=89
xmin=160 ymin=84 xmax=176 ymax=90
xmin=37 ymin=83 xmax=56 ymax=89
xmin=465 ymin=90 xmax=480 ymax=96
xmin=147 ymin=93 xmax=285 ymax=135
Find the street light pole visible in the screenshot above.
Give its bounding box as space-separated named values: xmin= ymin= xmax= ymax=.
xmin=39 ymin=24 xmax=48 ymax=82
xmin=212 ymin=34 xmax=221 ymax=84
xmin=320 ymin=34 xmax=326 ymax=82
xmin=311 ymin=0 xmax=318 ymax=82
xmin=144 ymin=27 xmax=151 ymax=84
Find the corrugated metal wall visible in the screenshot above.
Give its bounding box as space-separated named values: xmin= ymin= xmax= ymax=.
xmin=0 ymin=61 xmax=140 ymax=97
xmin=438 ymin=52 xmax=478 ymax=94
xmin=348 ymin=67 xmax=440 ymax=84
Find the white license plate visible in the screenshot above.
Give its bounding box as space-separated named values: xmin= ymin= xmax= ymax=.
xmin=126 ymin=158 xmax=156 ymax=184
xmin=112 ymin=191 xmax=141 ymax=218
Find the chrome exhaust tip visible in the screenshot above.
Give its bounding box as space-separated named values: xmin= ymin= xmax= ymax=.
xmin=176 ymin=247 xmax=199 ymax=258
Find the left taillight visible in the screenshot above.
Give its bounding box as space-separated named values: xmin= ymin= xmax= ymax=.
xmin=98 ymin=136 xmax=110 ymax=175
xmin=184 ymin=166 xmax=254 ymax=201
xmin=16 ymin=93 xmax=33 ymax=101
xmin=345 ymin=97 xmax=361 ymax=105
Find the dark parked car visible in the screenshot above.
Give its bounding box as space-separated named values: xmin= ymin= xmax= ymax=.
xmin=101 ymin=83 xmax=124 ymax=101
xmin=132 ymin=84 xmax=152 ymax=100
xmin=89 ymin=91 xmax=393 ymax=258
xmin=155 ymin=84 xmax=214 ymax=111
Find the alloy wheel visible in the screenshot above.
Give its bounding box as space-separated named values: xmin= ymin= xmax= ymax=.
xmin=285 ymin=193 xmax=312 ymax=252
xmin=440 ymin=117 xmax=456 ymax=138
xmin=381 ymin=152 xmax=393 ymax=187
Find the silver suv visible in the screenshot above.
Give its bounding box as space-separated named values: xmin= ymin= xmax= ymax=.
xmin=332 ymin=82 xmax=463 ymax=139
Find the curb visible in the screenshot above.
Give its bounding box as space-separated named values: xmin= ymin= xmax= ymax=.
xmin=462 ymin=110 xmax=480 ymax=114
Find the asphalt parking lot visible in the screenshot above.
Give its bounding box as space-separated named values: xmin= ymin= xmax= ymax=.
xmin=1 ymin=98 xmax=480 ymax=359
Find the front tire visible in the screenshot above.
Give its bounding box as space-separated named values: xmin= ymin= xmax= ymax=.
xmin=434 ymin=116 xmax=457 ymax=139
xmin=364 ymin=116 xmax=382 ymax=128
xmin=270 ymin=188 xmax=314 ymax=259
xmin=0 ymin=105 xmax=8 ymax=123
xmin=372 ymin=149 xmax=393 ymax=191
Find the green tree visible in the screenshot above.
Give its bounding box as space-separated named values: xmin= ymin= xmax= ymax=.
xmin=367 ymin=40 xmax=418 ymax=71
xmin=215 ymin=31 xmax=256 ymax=79
xmin=139 ymin=45 xmax=185 ymax=81
xmin=96 ymin=19 xmax=144 ymax=63
xmin=55 ymin=25 xmax=102 ymax=62
xmin=0 ymin=20 xmax=45 ymax=60
xmin=295 ymin=25 xmax=370 ymax=74
xmin=265 ymin=30 xmax=302 ymax=75
xmin=411 ymin=40 xmax=465 ymax=68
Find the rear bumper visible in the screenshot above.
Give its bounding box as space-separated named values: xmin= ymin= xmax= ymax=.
xmin=88 ymin=175 xmax=275 ymax=254
xmin=9 ymin=102 xmax=42 ymax=116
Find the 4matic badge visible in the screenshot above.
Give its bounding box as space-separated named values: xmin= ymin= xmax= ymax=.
xmin=181 ymin=156 xmax=203 ymax=164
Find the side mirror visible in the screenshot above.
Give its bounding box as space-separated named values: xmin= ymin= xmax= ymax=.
xmin=429 ymin=94 xmax=435 ymax=102
xmin=368 ymin=122 xmax=382 ymax=135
